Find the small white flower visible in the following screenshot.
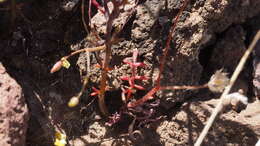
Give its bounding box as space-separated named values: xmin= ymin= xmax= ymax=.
xmin=224 ymin=92 xmax=248 ymax=105
xmin=208 ymin=69 xmax=230 ymax=93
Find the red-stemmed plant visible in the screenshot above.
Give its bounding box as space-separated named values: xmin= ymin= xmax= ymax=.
xmin=120 ymin=49 xmax=149 ymax=101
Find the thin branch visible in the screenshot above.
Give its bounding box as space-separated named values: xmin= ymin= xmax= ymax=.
xmin=156 ymin=0 xmax=189 ymax=86
xmin=127 ymin=84 xmax=208 ymax=108
xmin=127 ymin=86 xmax=160 ymax=108
xmin=81 ymin=0 xmax=89 ymax=34
xmin=194 ymin=30 xmax=260 ymax=146
xmin=64 ymin=45 xmax=105 ymax=60
xmin=98 ymin=0 xmax=121 ymax=116
xmin=88 ymin=0 xmax=92 ymax=24
xmin=68 ymin=76 xmax=89 ymax=107
xmin=160 ymin=84 xmax=208 ymax=90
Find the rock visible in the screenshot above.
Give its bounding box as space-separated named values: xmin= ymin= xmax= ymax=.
xmin=235 ymin=100 xmax=260 ymax=136
xmin=253 ymin=40 xmax=260 ymax=98
xmin=154 ymin=98 xmax=259 ymax=145
xmin=0 ymin=63 xmax=29 ymax=146
xmin=209 ymin=25 xmax=246 ymax=72
xmin=69 ymin=122 xmax=106 ymax=145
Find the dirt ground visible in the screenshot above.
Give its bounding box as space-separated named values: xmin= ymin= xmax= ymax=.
xmin=0 ymin=0 xmax=260 ymax=146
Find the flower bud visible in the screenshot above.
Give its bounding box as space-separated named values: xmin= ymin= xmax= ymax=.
xmin=50 ymin=61 xmax=62 ymax=73
xmin=68 ymin=97 xmax=79 ymax=107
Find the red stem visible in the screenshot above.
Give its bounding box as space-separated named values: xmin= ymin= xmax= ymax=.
xmin=127 ymin=86 xmax=160 ymax=108
xmin=127 ymin=0 xmax=190 ymax=108
xmin=156 ymin=0 xmax=189 ymax=86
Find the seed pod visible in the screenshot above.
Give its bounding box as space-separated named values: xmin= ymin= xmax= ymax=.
xmin=50 ymin=61 xmax=62 ymax=73
xmin=68 ymin=97 xmax=79 ymax=107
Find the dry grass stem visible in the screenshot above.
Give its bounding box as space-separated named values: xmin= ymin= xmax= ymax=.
xmin=65 ymin=45 xmax=105 ymax=59
xmin=160 ymin=84 xmax=208 ymax=90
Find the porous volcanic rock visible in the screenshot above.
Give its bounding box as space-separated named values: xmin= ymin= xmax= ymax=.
xmin=0 ymin=63 xmax=29 ymax=146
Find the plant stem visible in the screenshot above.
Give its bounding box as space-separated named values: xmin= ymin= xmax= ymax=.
xmin=81 ymin=0 xmax=89 ymax=34
xmin=160 ymin=84 xmax=208 ymax=90
xmin=127 ymin=84 xmax=208 ymax=108
xmin=64 ymin=45 xmax=105 ymax=60
xmin=156 ymin=0 xmax=189 ymax=86
xmin=98 ymin=0 xmax=121 ymax=116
